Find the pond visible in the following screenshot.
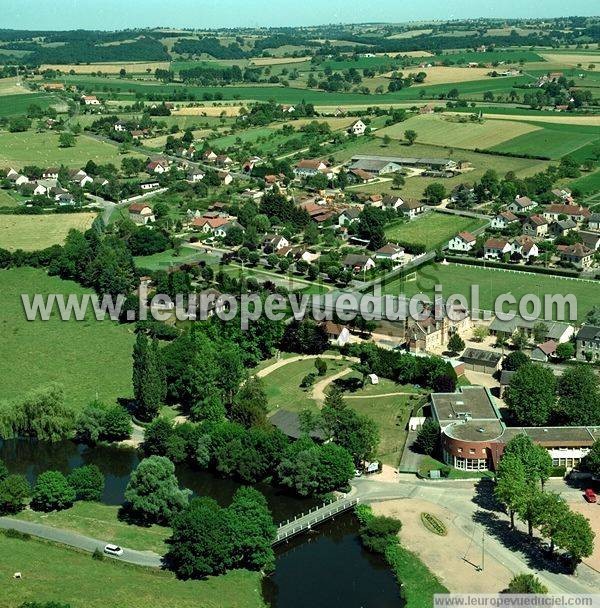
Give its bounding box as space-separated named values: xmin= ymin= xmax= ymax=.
xmin=0 ymin=438 xmax=403 ymax=607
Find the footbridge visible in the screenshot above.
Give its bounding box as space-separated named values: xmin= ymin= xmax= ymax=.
xmin=273 ymin=497 xmax=360 ymax=545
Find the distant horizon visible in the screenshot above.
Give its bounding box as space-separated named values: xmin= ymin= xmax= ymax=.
xmin=1 ymin=0 xmax=598 ymax=32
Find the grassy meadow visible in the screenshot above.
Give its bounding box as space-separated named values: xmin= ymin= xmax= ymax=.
xmin=0 ymin=535 xmax=265 ymax=608
xmin=0 ymin=212 xmax=97 ymax=251
xmin=0 ymin=267 xmax=134 ymax=407
xmin=0 ymin=131 xmax=140 ymax=167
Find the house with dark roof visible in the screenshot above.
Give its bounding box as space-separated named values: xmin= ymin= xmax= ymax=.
xmin=374 ymin=243 xmax=405 ymax=262
xmin=338 ymin=207 xmax=361 ymax=226
xmin=490 ymin=210 xmax=519 ymax=230
xmin=576 ymin=325 xmax=600 ymax=362
xmin=484 ymin=238 xmax=511 ymax=260
xmin=557 ymin=243 xmax=594 ymax=269
xmin=508 ymin=195 xmax=536 ymax=215
xmin=342 ymin=253 xmax=376 ymax=273
xmin=588 ymin=213 xmax=600 ymax=231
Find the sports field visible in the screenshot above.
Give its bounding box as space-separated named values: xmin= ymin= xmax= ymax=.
xmin=0 ymin=535 xmax=265 ymax=608
xmin=377 ymin=114 xmax=539 ymax=150
xmin=0 ymin=131 xmax=140 ymax=167
xmin=0 ymin=267 xmax=135 ymax=407
xmin=0 ymin=212 xmax=97 ymax=251
xmin=380 ymin=262 xmax=597 ymax=321
xmin=385 ymin=212 xmax=487 ymax=250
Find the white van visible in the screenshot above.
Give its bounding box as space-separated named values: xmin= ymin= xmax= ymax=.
xmin=104 ymin=544 xmax=124 ymax=557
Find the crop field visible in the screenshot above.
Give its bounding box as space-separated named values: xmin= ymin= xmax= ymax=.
xmin=0 ymin=92 xmax=60 ymax=116
xmin=438 ymin=50 xmax=545 ymax=64
xmin=40 ymin=61 xmax=171 ymax=73
xmin=0 ymin=267 xmax=135 ymax=407
xmin=0 ymin=131 xmax=141 ymax=167
xmin=0 ymin=535 xmax=265 ymax=608
xmin=0 ymin=212 xmax=97 ymax=251
xmin=172 ymin=105 xmax=244 ymax=116
xmin=410 ymin=66 xmax=494 ymax=86
xmin=377 ymin=114 xmax=539 ymax=150
xmin=384 ymin=212 xmax=487 ymax=249
xmin=380 ymin=262 xmax=598 ymax=321
xmin=539 ymin=53 xmax=600 ymax=67
xmin=250 ymin=56 xmax=311 ymax=66
xmin=490 ymin=120 xmax=600 ymax=159
xmin=0 ymin=77 xmax=31 ymax=95
xmin=481 ymin=113 xmax=600 ymax=126
xmin=567 ymin=169 xmax=600 ymax=197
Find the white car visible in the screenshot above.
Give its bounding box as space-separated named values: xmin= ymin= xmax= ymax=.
xmin=104 ymin=544 xmax=124 ymax=557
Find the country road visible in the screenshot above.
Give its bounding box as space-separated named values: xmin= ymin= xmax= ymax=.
xmin=0 ymin=517 xmax=162 ymax=568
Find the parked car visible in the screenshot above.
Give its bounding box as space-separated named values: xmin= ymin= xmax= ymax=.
xmin=584 ymin=488 xmax=597 ymax=503
xmin=104 ymin=544 xmax=124 ymax=556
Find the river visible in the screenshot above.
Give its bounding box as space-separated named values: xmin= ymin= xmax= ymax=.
xmin=0 ymin=438 xmax=403 ymax=607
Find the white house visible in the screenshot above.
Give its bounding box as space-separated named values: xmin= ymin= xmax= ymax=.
xmin=129 ymin=203 xmax=155 ymax=225
xmin=263 ymin=234 xmax=290 ymax=251
xmin=69 ymin=169 xmax=93 ymax=188
xmin=218 ymin=171 xmax=233 ymax=186
xmin=522 ymin=214 xmax=548 ymax=238
xmin=349 ymin=119 xmax=367 ymax=136
xmin=508 ymin=195 xmax=536 ymax=214
xmin=294 ymin=159 xmax=330 ymax=178
xmin=398 ymin=199 xmax=424 ymax=219
xmin=11 ymin=174 xmax=29 ymax=186
xmin=338 ymin=207 xmax=361 ymax=226
xmin=187 ymin=169 xmax=205 ymax=182
xmin=114 ymin=120 xmax=127 ymax=132
xmin=490 ymin=210 xmax=519 ymax=230
xmin=42 ymin=168 xmax=59 ymax=180
xmin=140 ymin=180 xmax=160 ymax=191
xmin=342 ymin=254 xmax=376 ymax=273
xmin=448 ymin=231 xmax=476 ymax=252
xmin=484 ymin=238 xmax=512 ymax=260
xmin=588 ymin=213 xmax=600 ymax=231
xmin=322 ymin=321 xmax=350 ymax=347
xmin=81 ymin=95 xmax=101 ymax=106
xmin=146 ymin=160 xmax=168 ymax=174
xmin=375 ymin=243 xmax=405 ymax=263
xmin=512 ymin=236 xmax=538 ymax=260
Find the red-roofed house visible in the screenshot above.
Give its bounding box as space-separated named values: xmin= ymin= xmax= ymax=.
xmin=543 ymin=204 xmax=591 ymax=224
xmin=557 ymin=243 xmax=595 ymax=269
xmin=129 ymin=203 xmax=155 ymax=225
xmin=484 ymin=238 xmax=511 ymax=260
xmin=522 ymin=214 xmax=548 ymax=238
xmin=191 ymin=217 xmax=230 ymax=234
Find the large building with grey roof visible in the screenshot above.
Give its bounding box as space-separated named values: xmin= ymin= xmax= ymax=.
xmin=430 ymin=386 xmax=600 ymax=472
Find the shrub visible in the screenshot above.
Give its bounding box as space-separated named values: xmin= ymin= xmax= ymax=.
xmin=359 ymin=515 xmax=402 ymax=554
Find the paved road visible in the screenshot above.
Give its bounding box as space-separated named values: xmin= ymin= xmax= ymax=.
xmin=0 ymin=517 xmax=162 ymax=568
xmin=350 ymin=476 xmax=600 ymax=595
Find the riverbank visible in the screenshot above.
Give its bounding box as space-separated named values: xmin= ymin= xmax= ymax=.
xmin=0 ymin=532 xmax=266 ymax=608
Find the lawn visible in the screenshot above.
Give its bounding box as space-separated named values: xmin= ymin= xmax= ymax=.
xmin=0 ymin=267 xmax=135 ymax=407
xmin=0 ymin=131 xmax=140 ymax=167
xmin=567 ymin=169 xmax=600 ymax=197
xmin=0 ymin=535 xmax=265 ymax=608
xmin=0 ymin=212 xmax=97 ymax=251
xmin=377 ymin=113 xmax=539 ymax=150
xmin=263 ymin=357 xmax=352 ymax=412
xmin=380 ymin=262 xmax=599 ymax=322
xmin=134 ymin=246 xmax=220 ymax=272
xmin=15 ymin=502 xmax=169 ymax=554
xmin=349 ymin=394 xmax=416 ymax=466
xmin=385 ymin=212 xmax=487 ymax=249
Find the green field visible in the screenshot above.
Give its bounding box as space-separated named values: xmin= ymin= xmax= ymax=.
xmin=438 ymin=50 xmax=544 ymax=64
xmin=16 ymin=502 xmax=170 ymax=554
xmin=568 ymin=169 xmax=600 ymax=197
xmin=0 ymin=535 xmax=265 ymax=608
xmin=0 ymin=92 xmax=61 ymax=116
xmin=0 ymin=267 xmax=134 ymax=407
xmin=0 ymin=131 xmax=140 ymax=167
xmin=381 ymin=262 xmax=599 ymax=321
xmin=0 ymin=188 xmax=20 ymax=207
xmin=60 ymin=73 xmax=535 ymax=104
xmin=378 ymin=114 xmax=538 ymax=150
xmin=491 ymin=121 xmax=600 ymax=159
xmin=385 ymin=212 xmax=487 ymax=249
